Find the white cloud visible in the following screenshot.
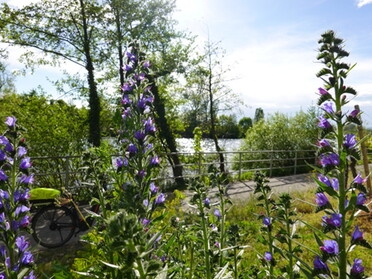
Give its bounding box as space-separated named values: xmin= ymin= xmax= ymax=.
xmin=356 ymin=0 xmax=372 ymax=7
xmin=4 ymin=0 xmax=39 ymax=8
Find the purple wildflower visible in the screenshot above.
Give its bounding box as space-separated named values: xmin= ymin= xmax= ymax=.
xmin=121 ymin=95 xmax=132 ymax=105
xmin=143 ymin=199 xmax=149 ymax=207
xmin=19 ymin=157 xmax=32 ymax=169
xmin=128 ymin=144 xmax=138 ymax=154
xmin=331 ymin=178 xmax=339 ymax=190
xmin=264 ymin=252 xmax=273 ymax=261
xmin=0 ymin=149 xmax=6 ymax=161
xmin=138 ymin=97 xmax=147 ymax=109
xmin=356 ymin=193 xmax=366 ymax=205
xmin=0 ymin=190 xmax=9 ymax=199
xmin=204 ymin=197 xmax=210 ymax=206
xmin=314 ymin=256 xmax=329 ymax=270
xmin=144 ymin=118 xmax=156 ymax=134
xmin=263 ymin=217 xmax=271 ymax=226
xmin=352 ymin=226 xmax=363 ymax=241
xmin=353 ymin=172 xmax=367 ymax=184
xmin=15 ymin=236 xmax=29 ymax=252
xmin=315 ymin=193 xmax=329 ymax=207
xmin=150 ymin=156 xmax=160 ymax=165
xmin=351 ymin=259 xmax=365 ymax=275
xmin=20 ymin=215 xmax=30 ymax=227
xmin=320 ymin=153 xmax=339 ymax=167
xmin=214 ymin=241 xmax=220 ymax=248
xmin=123 ymin=64 xmax=132 ymax=71
xmin=23 ymin=271 xmax=36 ymax=279
xmin=318 ymin=116 xmax=332 ymax=129
xmin=320 ymin=240 xmax=338 ymax=254
xmin=134 ymin=73 xmax=146 ymax=81
xmin=122 ymin=107 xmax=131 ymax=119
xmin=5 ymin=143 xmax=13 ymax=152
xmin=155 ymin=193 xmax=166 ymax=204
xmin=0 ymin=136 xmax=9 ymax=145
xmin=20 ymin=251 xmax=33 ymax=265
xmin=142 ymin=218 xmax=151 ymax=226
xmin=149 ymin=182 xmax=159 ymax=194
xmin=115 ymin=157 xmax=124 ymax=168
xmin=134 ymin=131 xmax=146 ymax=141
xmin=318 ymin=174 xmax=331 ymax=187
xmin=322 ymin=213 xmax=342 ymax=227
xmin=5 ymin=116 xmax=16 ymax=127
xmin=318 ymin=88 xmax=330 ymax=95
xmin=126 ymin=52 xmax=136 ymax=62
xmin=323 ymin=102 xmax=334 ymax=114
xmin=17 ymin=146 xmax=27 ymax=158
xmin=14 ymin=205 xmax=30 ymax=217
xmin=0 ymin=170 xmax=7 ymax=181
xmin=344 ymin=134 xmax=357 ymax=149
xmin=14 ymin=189 xmax=30 ymax=202
xmin=349 ymin=109 xmax=360 ymax=118
xmin=19 ymin=174 xmax=34 ymax=184
xmin=121 ymin=82 xmax=133 ymax=92
xmin=317 ymin=139 xmax=331 ymax=147
xmin=143 ymin=61 xmax=151 ymax=68
xmin=214 ymin=208 xmax=222 ymax=218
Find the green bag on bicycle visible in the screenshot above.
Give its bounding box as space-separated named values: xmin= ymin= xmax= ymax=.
xmin=29 ymin=188 xmax=61 ymax=200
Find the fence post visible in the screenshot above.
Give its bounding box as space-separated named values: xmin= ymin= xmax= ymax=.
xmin=294 ymin=150 xmax=298 ymax=175
xmin=238 ymin=152 xmax=242 ymax=180
xmin=269 ymin=150 xmax=273 ymax=177
xmin=65 ymin=157 xmax=70 ymax=189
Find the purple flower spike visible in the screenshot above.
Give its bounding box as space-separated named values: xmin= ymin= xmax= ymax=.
xmin=263 ymin=217 xmax=271 ymax=226
xmin=23 ymin=271 xmax=36 ymax=279
xmin=144 ymin=118 xmax=156 ymax=134
xmin=144 ymin=61 xmax=151 ymax=68
xmin=315 ymin=193 xmax=329 ymax=207
xmin=352 ymin=226 xmax=363 ymax=241
xmin=138 ymin=98 xmax=147 ymax=109
xmin=134 ymin=131 xmax=146 ymax=141
xmin=15 ymin=236 xmax=29 ymax=252
xmin=351 ymin=259 xmax=365 ymax=275
xmin=122 ymin=107 xmax=131 ymax=119
xmin=155 ymin=193 xmax=166 ymax=204
xmin=344 ymin=134 xmax=357 ymax=149
xmin=264 ymin=252 xmax=273 ymax=261
xmin=353 ymin=172 xmax=367 ymax=184
xmin=0 ymin=136 xmax=9 ymax=146
xmin=356 ymin=193 xmax=366 ymax=205
xmin=5 ymin=143 xmax=13 ymax=152
xmin=318 ymin=88 xmax=330 ymax=95
xmin=143 ymin=199 xmax=149 ymax=207
xmin=126 ymin=52 xmax=136 ymax=62
xmin=320 ymin=153 xmax=339 ymax=167
xmin=5 ymin=116 xmax=17 ymax=127
xmin=323 ymin=102 xmax=334 ymax=114
xmin=214 ymin=208 xmax=222 ymax=218
xmin=318 ymin=116 xmax=332 ymax=129
xmin=14 ymin=205 xmax=30 ymax=217
xmin=331 ymin=178 xmax=339 ymax=190
xmin=20 ymin=157 xmax=32 ymax=169
xmin=142 ymin=218 xmax=150 ymax=226
xmin=349 ymin=109 xmax=360 ymax=118
xmin=314 ymin=256 xmax=329 ymax=270
xmin=0 ymin=170 xmax=8 ymax=181
xmin=320 ymin=240 xmax=339 ymax=254
xmin=318 ymin=174 xmax=331 ymax=187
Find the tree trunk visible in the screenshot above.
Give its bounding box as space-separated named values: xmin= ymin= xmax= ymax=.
xmin=80 ymin=0 xmax=101 ymax=147
xmin=148 ymin=75 xmax=186 ymax=188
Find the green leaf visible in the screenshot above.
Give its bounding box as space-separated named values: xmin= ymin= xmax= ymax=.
xmin=316 ymin=68 xmax=332 ymax=77
xmin=100 ymin=260 xmax=121 ymax=269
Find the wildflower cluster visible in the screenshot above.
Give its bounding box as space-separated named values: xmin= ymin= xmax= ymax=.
xmin=0 ymin=117 xmax=35 ymax=279
xmin=313 ymin=30 xmax=371 ymax=278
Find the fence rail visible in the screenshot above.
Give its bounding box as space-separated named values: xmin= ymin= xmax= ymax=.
xmin=30 ymin=149 xmax=372 ymax=191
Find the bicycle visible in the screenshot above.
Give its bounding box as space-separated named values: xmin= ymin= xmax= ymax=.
xmin=29 ymin=188 xmax=100 ymax=248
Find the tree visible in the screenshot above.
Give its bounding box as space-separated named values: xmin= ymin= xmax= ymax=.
xmin=238 ymin=117 xmax=253 ymax=137
xmin=254 ymin=107 xmax=264 ymax=123
xmin=181 ymin=39 xmax=239 ymax=173
xmin=216 ymin=114 xmax=240 ymax=139
xmin=0 ymin=0 xmax=105 ymax=146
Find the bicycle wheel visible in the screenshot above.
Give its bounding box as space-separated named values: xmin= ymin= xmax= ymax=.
xmin=32 ymin=205 xmax=76 ymax=248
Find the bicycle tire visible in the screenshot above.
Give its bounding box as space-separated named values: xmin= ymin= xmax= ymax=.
xmin=32 ymin=205 xmax=76 ymax=248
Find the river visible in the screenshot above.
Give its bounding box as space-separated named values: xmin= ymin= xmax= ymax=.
xmin=175 ymin=138 xmax=243 ymax=153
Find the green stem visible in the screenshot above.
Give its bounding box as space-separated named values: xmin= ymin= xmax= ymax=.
xmin=198 ymin=196 xmax=211 ymax=279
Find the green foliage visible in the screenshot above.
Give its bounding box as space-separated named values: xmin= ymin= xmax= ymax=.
xmin=235 ymin=110 xmax=319 ymax=176
xmin=238 ymin=117 xmax=253 ymax=138
xmin=0 ymin=92 xmax=88 ymax=157
xmin=254 ymin=108 xmax=264 ymax=124
xmin=216 ymin=114 xmax=240 ymax=139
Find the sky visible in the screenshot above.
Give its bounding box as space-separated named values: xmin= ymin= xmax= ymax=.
xmin=3 ymin=0 xmax=372 ymax=127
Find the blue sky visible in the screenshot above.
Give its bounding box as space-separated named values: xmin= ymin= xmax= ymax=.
xmin=4 ymin=0 xmax=372 ymax=126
